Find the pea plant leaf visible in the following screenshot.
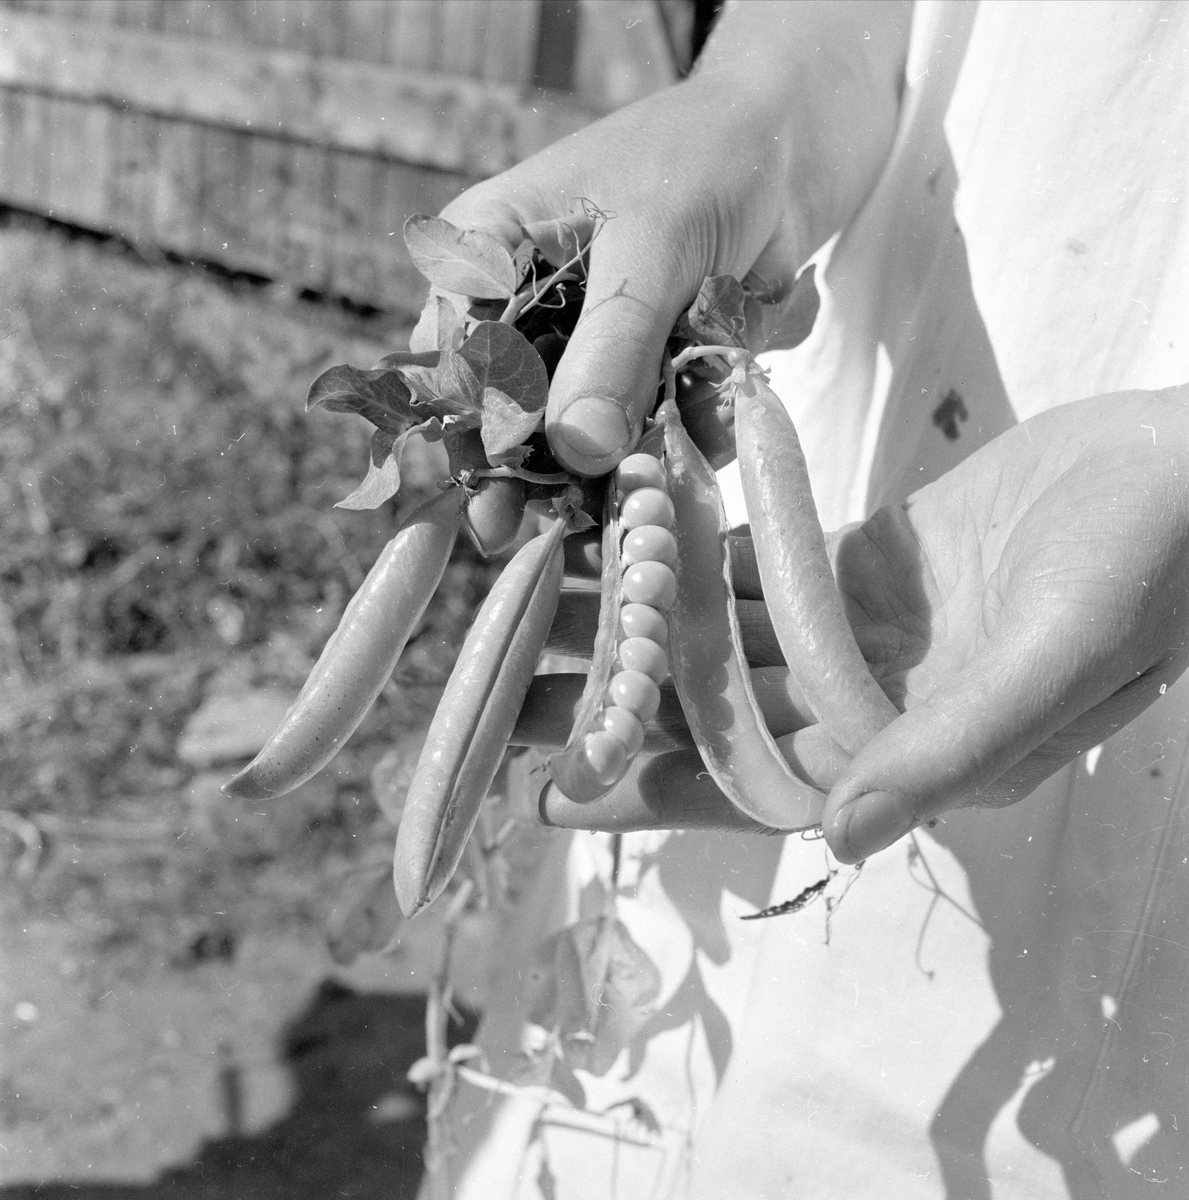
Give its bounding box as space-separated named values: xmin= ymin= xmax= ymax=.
xmin=753 ymin=263 xmax=820 ymax=352
xmin=306 ymin=360 xmax=425 ymax=433
xmin=680 ymin=274 xmax=749 ymax=349
xmin=526 ymin=916 xmax=661 ymax=1077
xmin=409 ymin=290 xmax=468 ymax=353
xmin=387 ymin=348 xmax=484 ymax=420
xmin=459 ymin=322 xmax=548 ymax=412
xmin=481 ymin=389 xmax=545 ymax=462
xmin=404 ymin=215 xmax=519 ymax=300
xmin=336 ymin=419 xmax=440 ymax=510
xmin=325 ymin=856 xmax=403 ymax=965
xmin=452 ymin=322 xmax=549 ymax=461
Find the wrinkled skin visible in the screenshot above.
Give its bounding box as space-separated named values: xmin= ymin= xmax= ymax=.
xmin=821 ymin=388 xmax=1189 ymax=860
xmin=436 ymin=0 xmax=1189 ymax=861
xmin=514 ymin=389 xmax=1189 ymax=860
xmin=442 ymin=1 xmax=908 ymax=478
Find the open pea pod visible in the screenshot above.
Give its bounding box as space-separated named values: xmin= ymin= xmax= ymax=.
xmin=660 ymin=397 xmax=825 ymax=831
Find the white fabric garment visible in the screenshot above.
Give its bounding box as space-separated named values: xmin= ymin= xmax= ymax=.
xmin=425 ymin=3 xmax=1189 ymax=1197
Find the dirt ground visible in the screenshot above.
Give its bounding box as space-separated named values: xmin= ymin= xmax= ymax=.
xmin=0 ymin=217 xmax=516 ymax=1197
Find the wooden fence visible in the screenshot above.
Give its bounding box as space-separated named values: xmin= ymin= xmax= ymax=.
xmin=0 ymin=0 xmax=695 ymax=311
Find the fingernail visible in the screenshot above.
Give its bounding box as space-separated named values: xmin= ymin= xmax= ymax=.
xmin=550 ymin=397 xmax=633 ymax=474
xmin=835 ymin=790 xmax=916 ymax=863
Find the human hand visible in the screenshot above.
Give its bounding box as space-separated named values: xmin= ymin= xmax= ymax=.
xmin=821 ymin=387 xmax=1189 ymax=862
xmin=520 ymin=388 xmax=1189 ymax=855
xmin=439 ymin=1 xmax=907 ymax=476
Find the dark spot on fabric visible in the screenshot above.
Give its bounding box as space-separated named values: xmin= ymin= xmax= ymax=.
xmin=932 ymin=390 xmax=969 ymax=441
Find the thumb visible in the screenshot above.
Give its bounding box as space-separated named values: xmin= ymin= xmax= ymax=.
xmin=821 ymin=602 xmax=1151 ymax=864
xmin=545 ymin=224 xmax=697 ymax=476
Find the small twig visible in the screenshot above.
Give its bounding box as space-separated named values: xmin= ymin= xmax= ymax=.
xmin=473 ymin=466 xmax=573 ymax=486
xmin=741 ymin=872 xmax=833 ymax=921
xmin=905 ymin=832 xmax=985 ymax=978
xmin=670 ymin=343 xmax=747 ymax=374
xmin=499 ymin=219 xmax=603 ymax=326
xmin=421 ymin=878 xmax=475 ymax=1194
xmin=823 ymin=861 xmax=865 ymax=946
xmin=455 ymin=1067 xmax=662 ymax=1147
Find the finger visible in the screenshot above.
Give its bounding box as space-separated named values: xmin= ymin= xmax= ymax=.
xmin=545 ymin=224 xmax=697 ymax=476
xmin=545 ymin=588 xmax=785 ymax=668
xmin=540 ymin=748 xmax=774 ymax=833
xmin=511 ymin=665 xmax=818 ymax=750
xmin=777 ymin=725 xmax=852 ymax=792
xmin=821 ymin=603 xmax=1161 ymax=864
xmin=437 ymin=187 xmax=528 ymax=252
xmin=510 ymin=672 xmax=693 ymax=752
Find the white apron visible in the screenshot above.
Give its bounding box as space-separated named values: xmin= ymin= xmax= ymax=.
xmin=426 ymin=3 xmax=1189 ymax=1196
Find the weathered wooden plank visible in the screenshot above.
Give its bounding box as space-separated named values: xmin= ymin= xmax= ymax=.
xmin=0 ymin=9 xmax=594 ymax=176
xmin=326 ymin=147 xmax=383 ymax=302
xmin=480 ymin=0 xmax=542 ymax=87
xmin=337 ymin=0 xmax=392 ymax=66
xmin=239 ymin=129 xmax=289 ymax=276
xmin=195 ymin=125 xmax=253 ymax=266
xmin=437 ymin=0 xmax=485 ymax=79
xmin=386 ymin=0 xmax=440 ymax=71
xmin=329 ymin=146 xmax=472 ymax=309
xmin=112 ymin=0 xmax=165 ymax=30
xmin=0 ymin=88 xmax=40 ymax=210
xmin=103 ymin=105 xmax=161 ymax=245
xmin=152 ymin=112 xmax=205 ymax=257
xmin=41 ymin=94 xmax=110 ymax=229
xmin=281 ymin=141 xmax=334 ymax=292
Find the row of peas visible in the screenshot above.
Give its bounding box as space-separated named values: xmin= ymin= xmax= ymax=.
xmin=577 ymin=453 xmax=679 ymax=789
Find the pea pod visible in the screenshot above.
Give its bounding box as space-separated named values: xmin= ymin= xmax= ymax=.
xmin=514 ymin=667 xmax=819 ymax=754
xmin=445 ymin=428 xmax=526 ymax=559
xmin=222 ymin=485 xmax=465 ymax=801
xmin=735 ymin=369 xmax=898 ymax=754
xmin=546 ymin=587 xmax=785 ymax=668
xmin=548 ymin=454 xmax=677 ymax=803
xmin=541 ymin=746 xmax=781 ymax=833
xmin=392 ymin=516 xmax=567 ymax=916
xmin=662 ymin=398 xmax=825 ymax=831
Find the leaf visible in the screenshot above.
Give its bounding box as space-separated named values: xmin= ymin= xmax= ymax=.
xmin=459 ymin=322 xmax=548 ymax=414
xmin=399 ymin=348 xmax=484 ymax=418
xmin=526 ymin=917 xmax=661 ymax=1077
xmin=325 ymin=860 xmax=402 ymax=966
xmin=307 ymin=362 xmax=421 ymax=434
xmin=522 ymin=213 xmax=597 ymax=270
xmin=481 ymin=388 xmax=545 ymax=460
xmin=755 ymin=263 xmax=820 ymax=352
xmin=683 ymin=275 xmax=748 ymax=348
xmin=336 ymin=421 xmax=439 ymax=511
xmin=409 ymin=292 xmax=467 ymax=352
xmin=404 ymin=215 xmax=518 ymax=300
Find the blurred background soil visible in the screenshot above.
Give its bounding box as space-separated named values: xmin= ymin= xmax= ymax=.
xmin=0 ymin=215 xmax=534 ymax=1196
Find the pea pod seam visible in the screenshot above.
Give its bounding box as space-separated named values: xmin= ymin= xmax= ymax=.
xmin=392 ymin=516 xmax=567 ymax=916
xmin=734 ymin=369 xmax=898 ymax=754
xmin=662 ymin=397 xmax=824 ymax=831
